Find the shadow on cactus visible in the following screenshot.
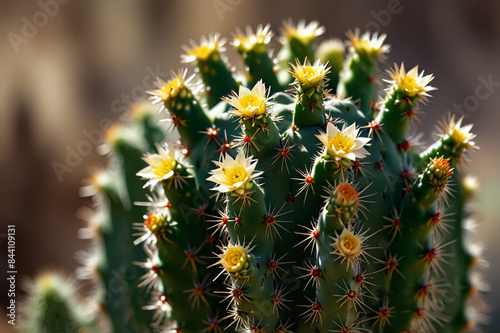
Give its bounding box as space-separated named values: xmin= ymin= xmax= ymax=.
xmin=20 ymin=20 xmax=488 ymax=333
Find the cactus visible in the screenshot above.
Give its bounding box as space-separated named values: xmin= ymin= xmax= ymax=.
xmin=20 ymin=20 xmax=487 ymax=333
xmin=18 ymin=272 xmax=95 ymax=333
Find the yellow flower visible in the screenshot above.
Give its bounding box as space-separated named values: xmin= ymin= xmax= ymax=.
xmin=446 ymin=115 xmax=476 ymax=149
xmin=290 ymin=59 xmax=330 ymax=90
xmin=181 ymin=33 xmax=225 ymax=63
xmin=220 ymin=245 xmax=247 ymax=273
xmin=316 ymin=122 xmax=371 ymax=161
xmin=282 ymin=19 xmax=324 ymax=46
xmin=337 ymin=231 xmax=361 ymax=257
xmin=347 ymin=29 xmax=390 ymax=58
xmin=211 ymin=241 xmax=255 ymax=278
xmin=137 ymin=143 xmax=177 ymax=189
xmin=147 ymin=69 xmax=198 ymax=105
xmin=385 ymin=63 xmax=436 ymax=101
xmin=233 ymin=24 xmax=273 ymax=53
xmin=207 ymin=149 xmax=262 ymax=195
xmin=224 ymin=80 xmax=269 ymax=120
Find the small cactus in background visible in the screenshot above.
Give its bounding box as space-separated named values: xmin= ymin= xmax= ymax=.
xmin=18 ymin=272 xmax=95 ymax=333
xmin=20 ymin=20 xmax=487 ymax=333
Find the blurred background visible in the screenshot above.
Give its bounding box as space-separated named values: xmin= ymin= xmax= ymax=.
xmin=1 ymin=0 xmax=499 ymax=331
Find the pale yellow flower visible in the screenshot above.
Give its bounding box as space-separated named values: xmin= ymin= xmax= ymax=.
xmin=316 ymin=122 xmax=371 ymax=161
xmin=224 ymin=80 xmax=269 ymax=119
xmin=336 ymin=229 xmax=362 ymax=257
xmin=331 ymin=226 xmax=367 ymax=269
xmin=347 ymin=29 xmax=390 ymax=58
xmin=147 ymin=69 xmax=199 ymax=106
xmin=233 ymin=24 xmax=273 ymax=53
xmin=210 ymin=241 xmax=255 ymax=279
xmin=290 ymin=59 xmax=330 ymax=90
xmin=385 ymin=63 xmax=436 ymax=101
xmin=181 ymin=33 xmax=225 ymax=63
xmin=207 ymin=149 xmax=262 ymax=195
xmin=137 ymin=143 xmax=177 ymax=189
xmin=446 ymin=116 xmax=476 ymax=149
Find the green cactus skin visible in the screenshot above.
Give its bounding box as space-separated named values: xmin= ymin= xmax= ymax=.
xmin=23 ymin=21 xmax=486 ymax=333
xmin=77 ymin=103 xmax=171 ymax=332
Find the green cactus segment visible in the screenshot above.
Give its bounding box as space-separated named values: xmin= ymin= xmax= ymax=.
xmin=375 ymin=64 xmax=436 ymax=143
xmin=86 ymin=121 xmax=165 ymax=332
xmin=277 ymin=20 xmax=324 ymax=86
xmin=337 ymin=31 xmax=389 ymax=118
xmin=149 ymin=211 xmax=218 ymax=332
xmin=241 ymin=114 xmax=281 ymax=157
xmin=137 ymin=148 xmax=225 ymax=331
xmin=384 ymin=156 xmax=454 ymax=331
xmin=18 ymin=273 xmax=96 ymax=333
xmin=419 ymin=116 xmax=476 ymax=168
xmin=76 ymin=104 xmax=168 ymax=333
xmin=316 ymin=38 xmax=344 ymax=91
xmin=151 ymin=72 xmax=212 ymax=150
xmin=183 ymin=34 xmax=239 ymax=108
xmin=413 ymin=156 xmax=454 ymax=209
xmin=133 ymin=102 xmax=169 ymax=152
xmin=233 ymin=25 xmax=282 ymax=93
xmin=111 ymin=125 xmax=175 ymax=332
xmin=91 ymin=173 xmax=142 ymax=333
xmin=223 ymin=184 xmax=278 ymax=328
xmin=291 ymin=60 xmax=329 ymax=127
xmin=441 ymin=173 xmax=483 ymax=333
xmin=315 ymin=183 xmax=362 ymax=331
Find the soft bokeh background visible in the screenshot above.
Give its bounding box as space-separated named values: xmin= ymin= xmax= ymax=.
xmin=1 ymin=0 xmax=499 ymax=331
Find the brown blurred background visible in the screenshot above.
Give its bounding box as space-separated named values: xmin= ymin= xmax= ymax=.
xmin=1 ymin=0 xmax=499 ymax=332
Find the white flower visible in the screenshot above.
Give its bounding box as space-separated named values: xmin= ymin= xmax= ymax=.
xmin=137 ymin=143 xmax=177 ymax=189
xmin=223 ymin=80 xmax=269 ymax=119
xmin=207 ymin=149 xmax=262 ymax=195
xmin=316 ymin=122 xmax=371 ymax=161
